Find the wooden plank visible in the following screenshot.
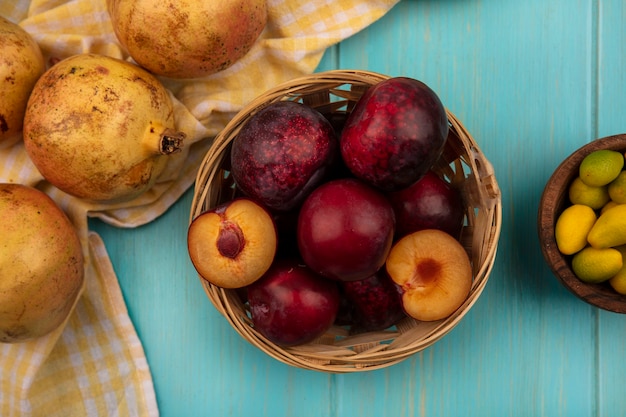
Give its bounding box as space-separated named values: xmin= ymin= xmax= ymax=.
xmin=596 ymin=1 xmax=626 ymax=416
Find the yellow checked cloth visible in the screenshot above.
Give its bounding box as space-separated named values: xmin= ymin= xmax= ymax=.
xmin=0 ymin=0 xmax=399 ymax=415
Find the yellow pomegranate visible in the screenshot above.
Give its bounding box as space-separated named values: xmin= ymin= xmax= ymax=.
xmin=0 ymin=16 xmax=46 ymax=148
xmin=0 ymin=183 xmax=84 ymax=343
xmin=107 ymin=0 xmax=268 ymax=79
xmin=23 ymin=53 xmax=185 ymax=203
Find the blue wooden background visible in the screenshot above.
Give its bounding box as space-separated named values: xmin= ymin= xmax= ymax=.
xmin=90 ymin=1 xmax=626 ymax=416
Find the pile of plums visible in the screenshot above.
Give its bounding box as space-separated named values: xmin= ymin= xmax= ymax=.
xmin=188 ymin=77 xmax=473 ymax=347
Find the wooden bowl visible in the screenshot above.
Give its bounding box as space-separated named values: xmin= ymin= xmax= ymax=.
xmin=190 ymin=70 xmax=502 ymax=372
xmin=538 ymin=133 xmax=626 ymax=313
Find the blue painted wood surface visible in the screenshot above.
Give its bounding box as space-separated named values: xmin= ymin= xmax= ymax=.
xmin=90 ymin=1 xmax=626 ymax=416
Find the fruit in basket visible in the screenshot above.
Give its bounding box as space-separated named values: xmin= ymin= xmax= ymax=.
xmin=601 ymin=200 xmax=618 ymax=214
xmin=187 ymin=198 xmax=277 ymax=289
xmin=568 ymin=177 xmax=609 ymax=210
xmin=0 ymin=184 xmax=84 ymax=342
xmin=386 ymin=229 xmax=472 ymax=322
xmin=608 ymin=245 xmax=626 ymax=294
xmin=297 ymin=178 xmax=395 ymax=282
xmin=0 ymin=16 xmax=46 ymax=148
xmin=571 ymin=246 xmax=622 ymax=284
xmin=340 ymin=270 xmax=406 ymax=333
xmin=551 ymin=148 xmax=626 ymax=289
xmin=340 ymin=77 xmax=449 ymax=192
xmin=230 ymin=101 xmax=338 ymax=212
xmin=554 ymin=204 xmax=597 ymax=255
xmin=247 ymin=259 xmax=340 ymax=346
xmin=609 ymin=269 xmax=626 ymax=294
xmin=587 ymin=204 xmax=626 ymax=249
xmin=608 ymin=171 xmax=626 ymax=203
xmin=22 ymin=53 xmax=185 ymax=203
xmin=579 ymin=149 xmax=624 ymax=187
xmin=107 ymin=0 xmax=267 ymax=78
xmin=388 ymin=170 xmax=465 ymax=239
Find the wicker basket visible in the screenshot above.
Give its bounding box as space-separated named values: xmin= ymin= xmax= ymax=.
xmin=189 ymin=70 xmax=502 ymax=372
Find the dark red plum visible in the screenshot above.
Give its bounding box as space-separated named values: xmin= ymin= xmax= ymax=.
xmin=388 ymin=170 xmax=465 ymax=239
xmin=340 ymin=77 xmax=449 ymax=192
xmin=341 ymin=270 xmax=406 ymax=333
xmin=297 ymin=178 xmax=395 ymax=282
xmin=247 ymin=259 xmax=340 ymax=347
xmin=230 ymin=101 xmax=338 ymax=212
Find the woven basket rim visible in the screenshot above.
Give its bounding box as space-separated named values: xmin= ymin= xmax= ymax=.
xmin=189 ymin=69 xmax=503 ymax=373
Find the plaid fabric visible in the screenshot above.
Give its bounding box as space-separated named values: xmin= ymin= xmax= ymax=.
xmin=0 ymin=0 xmax=399 ymax=416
